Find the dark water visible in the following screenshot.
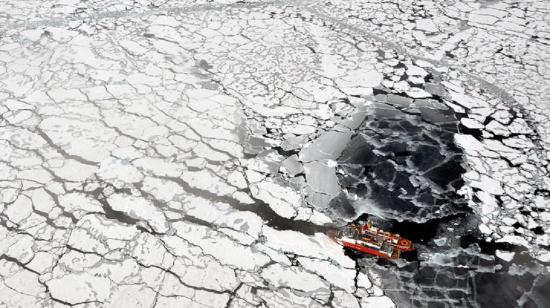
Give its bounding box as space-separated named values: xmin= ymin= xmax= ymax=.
xmin=329 ymin=87 xmax=550 ymax=307
xmin=331 ymin=89 xmax=468 ymax=223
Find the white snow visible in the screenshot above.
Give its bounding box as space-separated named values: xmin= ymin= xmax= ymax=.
xmin=46 ymin=273 xmax=111 ymax=304
xmin=415 ymin=19 xmax=438 ymax=32
xmin=262 ymin=263 xmax=329 ymax=293
xmin=361 ymin=296 xmax=396 ymax=308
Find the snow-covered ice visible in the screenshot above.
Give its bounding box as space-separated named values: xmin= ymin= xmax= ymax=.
xmin=1 ymin=0 xmax=549 ymax=307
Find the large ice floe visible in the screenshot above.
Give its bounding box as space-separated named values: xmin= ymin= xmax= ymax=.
xmin=1 ymin=0 xmax=550 ymax=307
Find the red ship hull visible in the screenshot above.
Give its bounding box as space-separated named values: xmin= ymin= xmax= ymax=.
xmin=328 ymin=223 xmax=415 ymax=259
xmin=340 ymin=240 xmax=396 ymax=259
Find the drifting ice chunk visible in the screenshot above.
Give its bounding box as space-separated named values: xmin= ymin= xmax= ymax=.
xmin=496 ymin=250 xmax=515 ymax=262
xmin=497 ymin=235 xmax=530 ymax=248
xmin=280 ymin=155 xmax=304 ymax=177
xmin=300 ymin=131 xmax=353 ymax=162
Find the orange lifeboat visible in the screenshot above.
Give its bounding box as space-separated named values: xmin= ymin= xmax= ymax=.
xmin=328 ymin=221 xmax=415 ymax=259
